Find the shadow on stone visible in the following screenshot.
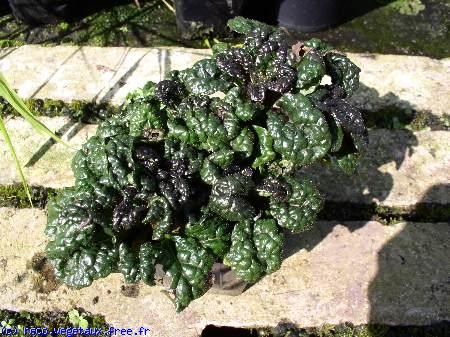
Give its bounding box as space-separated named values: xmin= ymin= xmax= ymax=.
xmin=368 ymin=184 xmax=450 ymax=327
xmin=97 ymin=49 xmax=151 ymax=103
xmin=24 ymin=118 xmax=77 ymax=167
xmin=354 ymin=83 xmax=449 ymax=131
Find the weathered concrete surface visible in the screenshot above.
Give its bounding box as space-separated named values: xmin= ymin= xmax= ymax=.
xmin=348 ymin=54 xmax=450 ymax=118
xmin=0 ymin=208 xmax=449 ymax=335
xmin=305 ymin=129 xmax=450 ymax=207
xmin=0 ymin=46 xmax=448 ymax=115
xmin=0 ymin=117 xmax=97 ymax=188
xmin=0 ymin=46 xmax=210 ymax=105
xmin=0 ymin=117 xmax=448 ymax=207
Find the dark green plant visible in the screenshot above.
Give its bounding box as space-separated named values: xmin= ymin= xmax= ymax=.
xmin=45 ymin=17 xmax=367 ymax=311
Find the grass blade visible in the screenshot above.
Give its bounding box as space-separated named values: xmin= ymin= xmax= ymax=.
xmin=0 ymin=117 xmax=33 ymax=207
xmin=0 ymin=72 xmax=73 ymax=149
xmin=161 ymin=0 xmax=175 ymax=13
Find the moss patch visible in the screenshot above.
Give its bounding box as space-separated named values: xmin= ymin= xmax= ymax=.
xmin=0 ymin=98 xmax=119 ymax=123
xmin=0 ymin=309 xmax=109 ymax=336
xmin=362 ymin=107 xmax=449 ymax=131
xmin=0 ymin=184 xmax=58 ymax=209
xmin=0 ymin=39 xmax=24 ymax=47
xmin=320 ymin=201 xmax=450 ymax=224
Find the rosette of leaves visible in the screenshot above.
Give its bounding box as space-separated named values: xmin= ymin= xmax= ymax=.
xmin=45 ymin=17 xmax=367 ymax=311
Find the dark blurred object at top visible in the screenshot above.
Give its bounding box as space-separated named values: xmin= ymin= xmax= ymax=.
xmin=276 ymin=0 xmax=343 ymax=33
xmin=6 ymin=0 xmax=130 ymax=25
xmin=4 ymin=0 xmax=397 ymax=33
xmin=242 ymin=0 xmax=396 ymax=33
xmin=173 ymin=0 xmax=389 ymax=39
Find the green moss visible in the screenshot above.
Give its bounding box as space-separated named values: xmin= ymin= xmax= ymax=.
xmin=0 ymin=184 xmax=58 ymax=209
xmin=387 ymin=0 xmax=426 ymax=15
xmin=0 ymin=309 xmax=109 ymax=336
xmin=361 ymin=107 xmax=449 ymax=131
xmin=408 ymin=112 xmax=450 ymax=131
xmin=0 ymin=39 xmax=24 ymax=48
xmin=320 ymin=201 xmax=450 ymax=224
xmin=0 ymin=97 xmax=119 ymax=122
xmin=86 ymin=1 xmax=187 ymax=47
xmin=339 ymin=0 xmax=448 ymax=58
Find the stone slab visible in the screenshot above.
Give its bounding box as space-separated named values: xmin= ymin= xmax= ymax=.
xmin=0 ymin=208 xmax=449 ymax=335
xmin=348 ymin=54 xmax=450 ymax=117
xmin=305 ymin=129 xmax=450 ymax=207
xmin=0 ymin=46 xmax=210 ymax=106
xmin=0 ymin=117 xmax=448 ymax=207
xmin=0 ymin=117 xmax=96 ymax=188
xmin=0 ymin=46 xmax=448 ymax=115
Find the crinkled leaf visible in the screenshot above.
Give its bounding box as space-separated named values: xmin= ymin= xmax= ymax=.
xmin=144 ymin=196 xmax=173 ymax=240
xmin=270 ymin=176 xmax=323 ymax=232
xmin=207 ymin=147 xmax=234 ymax=168
xmin=224 ymin=87 xmax=263 ymax=121
xmin=209 ymin=173 xmax=256 ymax=222
xmin=254 ymin=218 xmax=284 ymax=273
xmin=308 ymin=86 xmax=368 ymax=152
xmin=231 ymin=127 xmax=255 ymax=158
xmin=296 ymin=51 xmax=326 ymax=91
xmin=118 ymin=242 xmax=140 ymax=283
xmin=225 ymin=220 xmax=264 ymax=282
xmin=51 ymin=243 xmax=118 ymax=289
xmin=326 ymin=116 xmax=344 ymax=153
xmin=185 ymin=211 xmax=232 ymax=257
xmin=46 ymin=187 xmax=110 ymax=260
xmin=268 ymin=93 xmax=331 ymax=166
xmin=304 ymin=38 xmax=332 ymax=54
xmin=200 ymin=158 xmax=222 ymax=185
xmin=325 ymin=53 xmax=361 ymax=97
xmin=139 ymin=242 xmax=159 ymax=285
xmin=169 ymin=96 xmax=229 ymax=152
xmin=125 ymin=97 xmax=166 ymax=138
xmin=178 ymin=59 xmax=231 ymax=95
xmin=252 ymin=125 xmax=276 ymax=169
xmin=159 ymin=238 xmax=214 ymax=312
xmin=155 ymin=79 xmax=186 ymax=108
xmin=227 ymin=16 xmax=275 ymax=35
